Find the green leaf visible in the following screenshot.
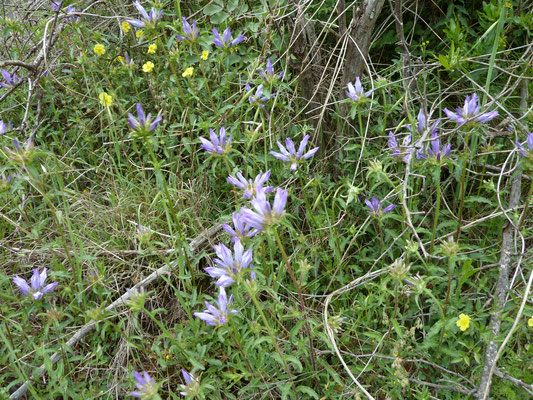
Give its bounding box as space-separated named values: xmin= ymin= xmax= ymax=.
xmin=203 ymin=4 xmax=223 ymax=15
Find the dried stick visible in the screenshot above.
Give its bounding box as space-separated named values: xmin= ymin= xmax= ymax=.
xmin=8 ymin=224 xmax=222 ymax=400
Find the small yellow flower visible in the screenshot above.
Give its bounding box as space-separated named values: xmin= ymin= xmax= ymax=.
xmin=200 ymin=50 xmax=209 ymax=60
xmin=98 ymin=92 xmax=113 ymax=107
xmin=116 ymin=56 xmax=125 ymax=64
xmin=182 ymin=66 xmax=194 ymax=77
xmin=93 ymin=44 xmax=106 ymax=56
xmin=121 ymin=21 xmax=131 ymax=33
xmin=136 ymin=30 xmax=143 ymax=38
xmin=528 ymin=317 xmax=533 ymax=327
xmin=456 ymin=313 xmax=471 ymax=332
xmin=142 ymin=61 xmax=154 ymax=73
xmin=147 ymin=43 xmax=157 ymax=54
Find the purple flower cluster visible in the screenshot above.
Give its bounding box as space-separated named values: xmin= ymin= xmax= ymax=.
xmin=1 ymin=69 xmax=21 ymax=88
xmin=222 ymin=212 xmax=259 ymax=242
xmin=270 ymin=135 xmax=319 ymax=171
xmin=259 ymin=58 xmax=283 ymax=83
xmin=418 ymin=133 xmax=451 ymax=162
xmin=443 ymin=93 xmax=498 ymax=125
xmin=365 ymin=196 xmax=396 ymax=218
xmin=127 ymin=1 xmax=163 ymax=29
xmin=227 ymin=170 xmax=273 ymax=199
xmin=194 ymin=287 xmax=238 ymax=326
xmin=13 ymin=268 xmax=58 ymax=300
xmin=516 ymin=133 xmax=533 ymax=159
xmin=245 ymin=83 xmax=272 ymax=107
xmin=128 ymin=103 xmax=162 ymax=137
xmin=130 ymin=371 xmax=158 ymax=398
xmin=213 ymin=27 xmax=245 ymax=48
xmin=0 ymin=119 xmax=12 ymax=135
xmin=199 ymin=127 xmax=232 ymax=155
xmin=205 ymin=240 xmax=254 ymax=287
xmin=345 ymin=77 xmax=373 ymax=103
xmin=176 ymin=17 xmax=200 ymax=42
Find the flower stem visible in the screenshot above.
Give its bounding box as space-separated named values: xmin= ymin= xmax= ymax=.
xmin=430 ymin=171 xmax=441 ymax=253
xmin=439 ymin=255 xmax=455 ymax=345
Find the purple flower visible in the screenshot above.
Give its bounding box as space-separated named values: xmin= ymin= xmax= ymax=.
xmin=417 ymin=132 xmax=451 ymax=162
xmin=516 ymin=132 xmax=533 ymax=158
xmin=13 ymin=268 xmax=58 ymax=300
xmin=345 ymin=77 xmax=373 ymax=103
xmin=194 ymin=287 xmax=238 ymax=326
xmin=205 ymin=240 xmax=254 ymax=287
xmin=179 ymin=369 xmax=200 ymax=397
xmin=128 ymin=103 xmax=162 ymax=137
xmin=222 ymin=212 xmax=259 ymax=242
xmin=212 ymin=27 xmax=245 ymax=48
xmin=245 ymin=83 xmax=272 ymax=107
xmin=270 ymin=135 xmax=319 ymax=171
xmin=365 ymin=196 xmax=396 ymax=218
xmin=241 ymin=187 xmax=288 ymax=230
xmin=65 ymin=6 xmax=80 ymax=23
xmin=199 ymin=127 xmax=232 ymax=155
xmin=126 ymin=1 xmax=163 ymax=29
xmin=388 ymin=131 xmax=413 ymax=163
xmin=50 ymin=0 xmax=61 ymax=11
xmin=0 ymin=120 xmax=12 ymax=135
xmin=130 ymin=371 xmax=158 ymax=398
xmin=0 ymin=69 xmax=21 ymax=88
xmin=406 ymin=110 xmax=440 ymax=135
xmin=259 ymin=58 xmax=283 ymax=83
xmin=119 ymin=53 xmax=134 ymax=67
xmin=5 ymin=138 xmax=34 ymax=163
xmin=176 ymin=17 xmax=199 ymax=42
xmin=227 ymin=170 xmax=273 ymax=199
xmin=443 ymin=93 xmax=498 ymax=125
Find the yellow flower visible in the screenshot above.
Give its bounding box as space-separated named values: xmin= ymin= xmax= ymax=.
xmin=182 ymin=67 xmax=194 ymax=77
xmin=136 ymin=30 xmax=143 ymax=38
xmin=142 ymin=61 xmax=154 ymax=73
xmin=528 ymin=317 xmax=533 ymax=327
xmin=456 ymin=313 xmax=471 ymax=332
xmin=99 ymin=92 xmax=113 ymax=107
xmin=116 ymin=56 xmax=125 ymax=64
xmin=200 ymin=50 xmax=209 ymax=60
xmin=121 ymin=21 xmax=131 ymax=33
xmin=147 ymin=43 xmax=157 ymax=54
xmin=93 ymin=44 xmax=106 ymax=56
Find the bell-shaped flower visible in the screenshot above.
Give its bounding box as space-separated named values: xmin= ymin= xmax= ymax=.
xmin=227 ymin=170 xmax=273 ymax=199
xmin=212 ymin=27 xmax=244 ymax=48
xmin=204 ymin=240 xmax=254 ymax=287
xmin=130 ymin=371 xmax=158 ymax=398
xmin=270 ymin=135 xmax=319 ymax=171
xmin=241 ymin=187 xmax=288 ymax=231
xmin=417 ymin=132 xmax=451 ymax=162
xmin=194 ymin=287 xmax=238 ymax=326
xmin=388 ymin=131 xmax=413 ymax=163
xmin=365 ymin=196 xmax=396 ymax=218
xmin=345 ymin=76 xmax=373 ymax=103
xmin=128 ymin=103 xmax=162 ymax=138
xmin=222 ymin=212 xmax=259 ymax=242
xmin=0 ymin=69 xmax=21 ymax=88
xmin=259 ymin=58 xmax=283 ymax=83
xmin=175 ymin=16 xmax=200 ymax=42
xmin=13 ymin=267 xmax=58 ymax=300
xmin=126 ymin=1 xmax=163 ymax=29
xmin=443 ymin=93 xmax=498 ymax=125
xmin=406 ymin=109 xmax=440 ymax=135
xmin=245 ymin=83 xmax=272 ymax=107
xmin=516 ymin=132 xmax=533 ymax=159
xmin=199 ymin=127 xmax=232 ymax=155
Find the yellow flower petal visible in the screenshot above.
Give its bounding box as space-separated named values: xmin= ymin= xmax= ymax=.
xmin=98 ymin=92 xmax=113 ymax=107
xmin=93 ymin=44 xmax=106 ymax=56
xmin=142 ymin=61 xmax=154 ymax=73
xmin=456 ymin=313 xmax=471 ymax=332
xmin=147 ymin=43 xmax=157 ymax=54
xmin=121 ymin=21 xmax=131 ymax=33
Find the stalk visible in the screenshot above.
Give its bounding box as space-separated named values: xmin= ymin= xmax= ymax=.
xmin=430 ymin=171 xmax=441 ymax=253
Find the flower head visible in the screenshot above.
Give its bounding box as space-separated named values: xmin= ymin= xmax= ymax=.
xmin=212 ymin=27 xmax=245 ymax=48
xmin=205 ymin=240 xmax=254 ymax=287
xmin=200 ymin=50 xmax=209 ymax=60
xmin=118 ymin=53 xmax=134 ymax=67
xmin=65 ymin=6 xmax=80 ymax=23
xmin=516 ymin=133 xmax=533 ymax=160
xmin=179 ymin=369 xmax=200 ymax=397
xmin=128 ymin=103 xmax=162 ymax=138
xmin=182 ymin=67 xmax=194 ymax=78
xmin=122 ymin=21 xmax=131 ymax=33
xmin=93 ymin=43 xmax=106 ymax=56
xmin=528 ymin=317 xmax=533 ymax=328
xmin=130 ymin=371 xmax=158 ymax=398
xmin=127 ymin=1 xmax=163 ymax=29
xmin=388 ymin=131 xmax=413 ymax=163
xmin=270 ymin=135 xmax=319 ymax=171
xmin=142 ymin=61 xmax=154 ymax=73
xmin=227 ymin=170 xmax=273 ymax=199
xmin=50 ymin=0 xmax=60 ymax=11
xmin=258 ymin=58 xmax=283 ymax=83
xmin=194 ymin=287 xmax=238 ymax=326
xmin=0 ymin=119 xmax=12 ymax=135
xmin=0 ymin=69 xmax=21 ymax=87
xmin=13 ymin=268 xmax=58 ymax=300
xmin=365 ymin=196 xmax=396 ymax=218
xmin=99 ymin=92 xmax=113 ymax=107
xmin=176 ymin=17 xmax=200 ymax=42
xmin=147 ymin=43 xmax=157 ymax=54
xmin=4 ymin=138 xmax=35 ymax=164
xmin=345 ymin=77 xmax=373 ymax=103
xmin=222 ymin=212 xmax=259 ymax=242
xmin=406 ymin=109 xmax=440 ymax=135
xmin=245 ymin=83 xmax=272 ymax=107
xmin=199 ymin=127 xmax=232 ymax=155
xmin=456 ymin=313 xmax=471 ymax=331
xmin=418 ymin=132 xmax=451 ymax=163
xmin=443 ymin=93 xmax=498 ymax=125
xmin=136 ymin=30 xmax=144 ymax=38
xmin=241 ymin=187 xmax=288 ymax=231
